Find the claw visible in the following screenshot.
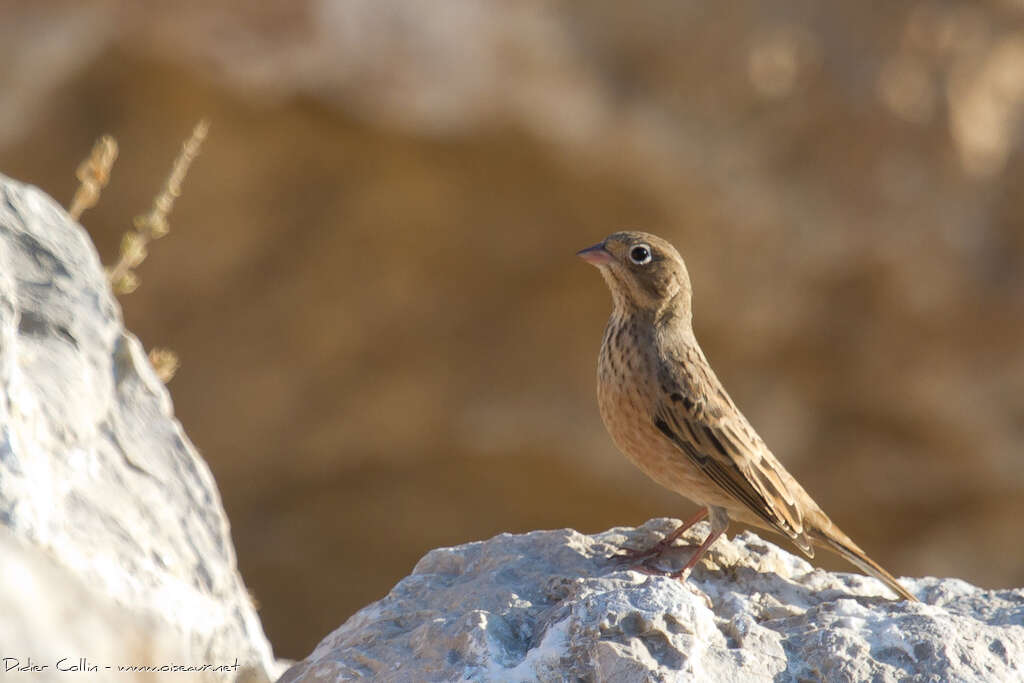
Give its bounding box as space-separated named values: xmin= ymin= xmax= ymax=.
xmin=610 ymin=508 xmax=710 ymax=564
xmin=613 ymin=537 xmax=675 ymax=562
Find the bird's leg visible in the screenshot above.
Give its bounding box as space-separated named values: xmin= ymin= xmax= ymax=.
xmin=616 ymin=507 xmax=709 ymax=561
xmin=668 ymin=506 xmax=729 ymax=580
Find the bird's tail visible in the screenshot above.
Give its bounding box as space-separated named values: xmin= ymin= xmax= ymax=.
xmin=810 ymin=525 xmax=919 ymax=602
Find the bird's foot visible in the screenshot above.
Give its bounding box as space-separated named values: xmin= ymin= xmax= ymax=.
xmin=612 ymin=509 xmax=711 ymax=563
xmin=613 ymin=538 xmax=675 ymax=562
xmin=667 ymin=567 xmax=693 ymax=581
xmin=619 ymin=544 xmax=701 ymax=574
xmin=614 ymin=534 xmax=700 ymax=562
xmin=629 ymin=563 xmax=692 ymax=581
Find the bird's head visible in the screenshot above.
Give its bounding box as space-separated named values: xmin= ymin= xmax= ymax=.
xmin=577 ymin=231 xmax=693 ymax=322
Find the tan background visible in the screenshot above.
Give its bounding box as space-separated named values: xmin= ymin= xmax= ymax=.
xmin=2 ymin=0 xmax=1023 ymax=660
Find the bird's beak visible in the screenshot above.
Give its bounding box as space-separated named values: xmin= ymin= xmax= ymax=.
xmin=577 ymin=242 xmax=613 ymax=266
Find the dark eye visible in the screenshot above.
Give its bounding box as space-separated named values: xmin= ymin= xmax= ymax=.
xmin=628 ymin=244 xmax=652 ymax=265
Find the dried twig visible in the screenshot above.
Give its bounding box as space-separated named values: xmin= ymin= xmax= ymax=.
xmin=95 ymin=119 xmax=211 ymax=384
xmin=69 ymin=136 xmax=118 ymax=220
xmin=107 ymin=119 xmax=210 ymax=295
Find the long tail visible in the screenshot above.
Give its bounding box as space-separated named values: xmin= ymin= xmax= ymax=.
xmin=810 ymin=526 xmax=919 ymax=602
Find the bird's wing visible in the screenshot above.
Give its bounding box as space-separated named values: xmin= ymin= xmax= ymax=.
xmin=653 ymin=345 xmax=814 ymax=556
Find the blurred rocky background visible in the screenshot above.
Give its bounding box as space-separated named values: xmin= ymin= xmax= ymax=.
xmin=1 ymin=0 xmax=1022 ymax=660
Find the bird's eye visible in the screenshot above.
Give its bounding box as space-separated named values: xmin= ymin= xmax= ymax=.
xmin=629 ymin=244 xmax=653 ymax=265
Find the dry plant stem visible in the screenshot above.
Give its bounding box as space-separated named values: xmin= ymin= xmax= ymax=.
xmin=106 ymin=119 xmax=210 ymax=294
xmin=69 ymin=136 xmax=118 ymax=220
xmin=100 ymin=119 xmax=210 ymax=384
xmin=136 ymin=118 xmax=210 ymax=240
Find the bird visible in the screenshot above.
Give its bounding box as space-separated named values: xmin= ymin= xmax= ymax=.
xmin=578 ymin=230 xmax=918 ymax=602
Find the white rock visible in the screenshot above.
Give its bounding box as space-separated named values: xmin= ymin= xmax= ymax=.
xmin=0 ymin=174 xmax=279 ymax=682
xmin=281 ymin=518 xmax=1024 ymax=682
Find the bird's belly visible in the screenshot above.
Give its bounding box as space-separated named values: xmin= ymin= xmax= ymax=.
xmin=597 ymin=379 xmax=720 ymax=505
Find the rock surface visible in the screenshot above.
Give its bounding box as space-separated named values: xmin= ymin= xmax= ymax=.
xmin=282 ymin=518 xmax=1024 ymax=682
xmin=0 ymin=174 xmax=278 ymax=681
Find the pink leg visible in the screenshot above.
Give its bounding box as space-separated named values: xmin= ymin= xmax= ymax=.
xmin=617 ymin=508 xmax=709 ymax=561
xmin=669 ymin=506 xmax=729 ymax=580
xmin=668 ymin=528 xmax=724 ymax=579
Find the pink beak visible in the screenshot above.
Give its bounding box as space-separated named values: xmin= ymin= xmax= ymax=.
xmin=577 ymin=242 xmax=613 ymax=265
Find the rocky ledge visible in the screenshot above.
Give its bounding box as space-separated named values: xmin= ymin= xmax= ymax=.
xmin=0 ymin=175 xmax=278 ymax=681
xmin=282 ymin=518 xmax=1023 ymax=682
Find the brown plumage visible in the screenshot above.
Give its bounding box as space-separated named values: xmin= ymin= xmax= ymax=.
xmin=579 ymin=230 xmax=918 ymax=602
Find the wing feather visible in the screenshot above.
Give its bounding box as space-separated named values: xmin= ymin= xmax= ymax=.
xmin=654 ymin=344 xmax=814 ymax=556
